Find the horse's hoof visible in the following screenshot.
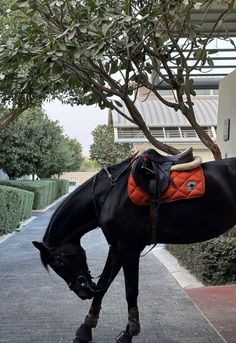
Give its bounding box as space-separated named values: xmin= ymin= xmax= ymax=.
xmin=115 ymin=331 xmax=132 ymax=343
xmin=73 ymin=338 xmax=88 ymax=343
xmin=75 ymin=323 xmax=92 ymax=342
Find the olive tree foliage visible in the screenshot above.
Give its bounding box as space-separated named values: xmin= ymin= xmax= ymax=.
xmin=0 ymin=1 xmax=235 ymax=159
xmin=90 ymin=124 xmax=133 ymax=167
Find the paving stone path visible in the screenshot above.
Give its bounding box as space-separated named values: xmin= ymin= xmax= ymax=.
xmin=0 ymin=202 xmax=226 ymax=343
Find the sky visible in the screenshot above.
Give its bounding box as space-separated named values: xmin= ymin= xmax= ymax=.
xmin=43 ymin=100 xmax=108 ymax=155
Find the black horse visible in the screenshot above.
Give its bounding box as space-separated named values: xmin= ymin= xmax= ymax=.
xmin=33 ymin=151 xmax=236 ymax=343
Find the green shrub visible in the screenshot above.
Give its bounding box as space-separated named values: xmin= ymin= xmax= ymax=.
xmin=20 ymin=189 xmax=34 ymax=219
xmin=0 ymin=179 xmax=69 ymax=210
xmin=42 ymin=178 xmax=69 ymax=197
xmin=54 ymin=179 xmax=70 ymax=197
xmin=0 ymin=185 xmax=34 ymax=235
xmin=167 ymin=237 xmax=236 ymax=285
xmin=0 ymin=180 xmax=50 ymax=209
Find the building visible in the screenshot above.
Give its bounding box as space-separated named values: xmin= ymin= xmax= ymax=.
xmin=112 ymin=88 xmax=218 ymax=161
xmin=217 ymin=69 xmax=236 ymax=158
xmin=110 ymin=3 xmax=236 ymax=160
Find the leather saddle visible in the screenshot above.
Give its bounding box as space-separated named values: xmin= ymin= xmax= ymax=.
xmin=131 ymin=148 xmax=194 ymax=243
xmin=132 ymin=148 xmax=194 ymax=194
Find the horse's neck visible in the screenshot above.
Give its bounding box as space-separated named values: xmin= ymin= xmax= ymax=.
xmin=44 ymin=159 xmax=132 ymax=247
xmin=45 ymin=177 xmax=98 ymax=246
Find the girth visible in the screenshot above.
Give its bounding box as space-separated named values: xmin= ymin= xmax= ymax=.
xmin=131 ymin=148 xmax=194 ymax=243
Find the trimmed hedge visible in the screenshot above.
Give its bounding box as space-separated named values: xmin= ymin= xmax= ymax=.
xmin=42 ymin=179 xmax=70 ymax=201
xmin=0 ymin=185 xmax=34 ymax=235
xmin=167 ymin=237 xmax=236 ymax=285
xmin=0 ymin=179 xmax=69 ymax=210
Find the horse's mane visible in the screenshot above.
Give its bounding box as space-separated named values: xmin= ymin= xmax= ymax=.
xmin=43 ymin=155 xmax=133 ymax=243
xmin=106 ymin=156 xmax=133 ymax=172
xmin=42 ymin=174 xmax=97 ymax=243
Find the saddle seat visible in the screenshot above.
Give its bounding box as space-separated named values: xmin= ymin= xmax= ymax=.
xmin=132 ymin=148 xmax=194 ymax=195
xmin=142 ymin=147 xmax=194 ymax=165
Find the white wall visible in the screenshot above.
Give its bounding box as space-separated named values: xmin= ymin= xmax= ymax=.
xmin=0 ymin=170 xmax=8 ymax=180
xmin=217 ymin=69 xmax=236 ymax=158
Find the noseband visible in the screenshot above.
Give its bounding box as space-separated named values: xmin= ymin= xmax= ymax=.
xmin=68 ymin=272 xmax=96 ymax=294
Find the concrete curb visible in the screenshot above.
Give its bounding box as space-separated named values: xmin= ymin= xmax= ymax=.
xmin=0 ymin=216 xmax=37 ymax=244
xmin=152 ymin=245 xmax=204 ymax=289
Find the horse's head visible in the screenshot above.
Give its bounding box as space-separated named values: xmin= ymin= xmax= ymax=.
xmin=32 ymin=241 xmax=96 ymax=300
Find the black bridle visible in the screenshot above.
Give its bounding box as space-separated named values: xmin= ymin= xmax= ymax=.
xmin=51 ymin=248 xmax=97 ymax=295
xmin=68 ymin=272 xmax=96 ymax=294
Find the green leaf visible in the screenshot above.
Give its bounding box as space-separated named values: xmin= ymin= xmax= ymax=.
xmin=207 ymin=49 xmax=219 ymax=55
xmin=102 ymin=24 xmax=109 ymax=36
xmin=57 ymin=42 xmax=67 ymax=52
xmin=110 ymin=59 xmax=119 ymax=74
xmin=193 ymin=48 xmax=203 ymax=60
xmin=207 ymin=56 xmax=214 ymax=69
xmin=74 ymin=49 xmax=81 ymax=59
xmin=173 ymin=104 xmax=179 ymax=112
xmin=114 ymin=100 xmax=123 ymax=107
xmin=229 ymin=38 xmax=236 ymax=49
xmin=68 ymin=28 xmax=77 ymax=40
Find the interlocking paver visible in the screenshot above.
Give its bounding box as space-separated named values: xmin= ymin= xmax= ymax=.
xmin=0 ymin=201 xmax=226 ymax=343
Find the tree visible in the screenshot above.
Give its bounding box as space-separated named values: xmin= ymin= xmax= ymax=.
xmin=62 ymin=137 xmax=84 ymax=172
xmin=79 ymin=158 xmax=100 ymax=172
xmin=0 ymin=107 xmax=83 ymax=178
xmin=0 ymin=1 xmax=235 ymax=159
xmin=90 ymin=124 xmax=133 ymax=167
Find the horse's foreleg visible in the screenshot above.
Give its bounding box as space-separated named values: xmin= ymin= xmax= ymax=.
xmin=75 ymin=246 xmax=121 ymax=342
xmin=86 ymin=246 xmax=121 ymax=327
xmin=116 ymin=246 xmax=141 ymax=342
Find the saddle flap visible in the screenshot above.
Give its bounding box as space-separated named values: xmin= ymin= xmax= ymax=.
xmin=132 ymin=157 xmax=153 ymax=194
xmin=131 ymin=155 xmax=172 ymax=194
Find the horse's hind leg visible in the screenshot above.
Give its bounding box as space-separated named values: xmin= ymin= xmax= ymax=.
xmin=75 ymin=246 xmax=121 ymax=342
xmin=115 ymin=307 xmax=139 ymax=342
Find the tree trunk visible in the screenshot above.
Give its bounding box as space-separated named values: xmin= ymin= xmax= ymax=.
xmin=124 ymin=98 xmax=180 ymax=155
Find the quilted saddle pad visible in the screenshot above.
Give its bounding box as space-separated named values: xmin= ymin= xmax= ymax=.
xmin=128 ymin=166 xmax=205 ymax=206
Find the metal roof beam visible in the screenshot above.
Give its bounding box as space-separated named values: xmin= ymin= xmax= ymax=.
xmin=166 ymin=65 xmax=236 ymax=69
xmin=157 ymin=78 xmax=222 ymax=90
xmin=191 ymin=8 xmax=236 ymax=36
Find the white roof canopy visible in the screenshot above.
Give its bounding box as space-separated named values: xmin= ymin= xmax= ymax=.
xmin=112 ymin=96 xmax=218 ymax=144
xmin=112 ymin=97 xmax=217 ymax=127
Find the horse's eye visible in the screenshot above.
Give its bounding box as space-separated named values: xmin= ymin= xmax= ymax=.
xmin=55 ymin=255 xmax=65 ymax=267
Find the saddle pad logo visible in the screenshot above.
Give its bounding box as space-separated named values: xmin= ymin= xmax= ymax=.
xmin=128 ymin=166 xmax=205 ymax=205
xmin=187 ymin=181 xmax=197 ymax=190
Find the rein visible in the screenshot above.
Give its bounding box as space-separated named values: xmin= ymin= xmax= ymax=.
xmin=103 ymin=162 xmax=133 ymax=185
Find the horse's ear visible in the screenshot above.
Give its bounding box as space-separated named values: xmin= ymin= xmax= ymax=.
xmin=32 ymin=241 xmax=50 ymax=271
xmin=32 ymin=241 xmax=48 ymax=253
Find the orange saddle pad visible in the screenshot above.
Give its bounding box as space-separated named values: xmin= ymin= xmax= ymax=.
xmin=128 ymin=166 xmax=205 ymax=206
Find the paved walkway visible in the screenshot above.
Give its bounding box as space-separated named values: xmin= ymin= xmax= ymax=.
xmin=0 ymin=202 xmax=228 ymax=343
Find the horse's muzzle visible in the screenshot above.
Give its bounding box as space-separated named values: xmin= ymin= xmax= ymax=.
xmin=77 ymin=288 xmax=94 ymax=300
xmin=70 ymin=275 xmax=96 ymax=300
